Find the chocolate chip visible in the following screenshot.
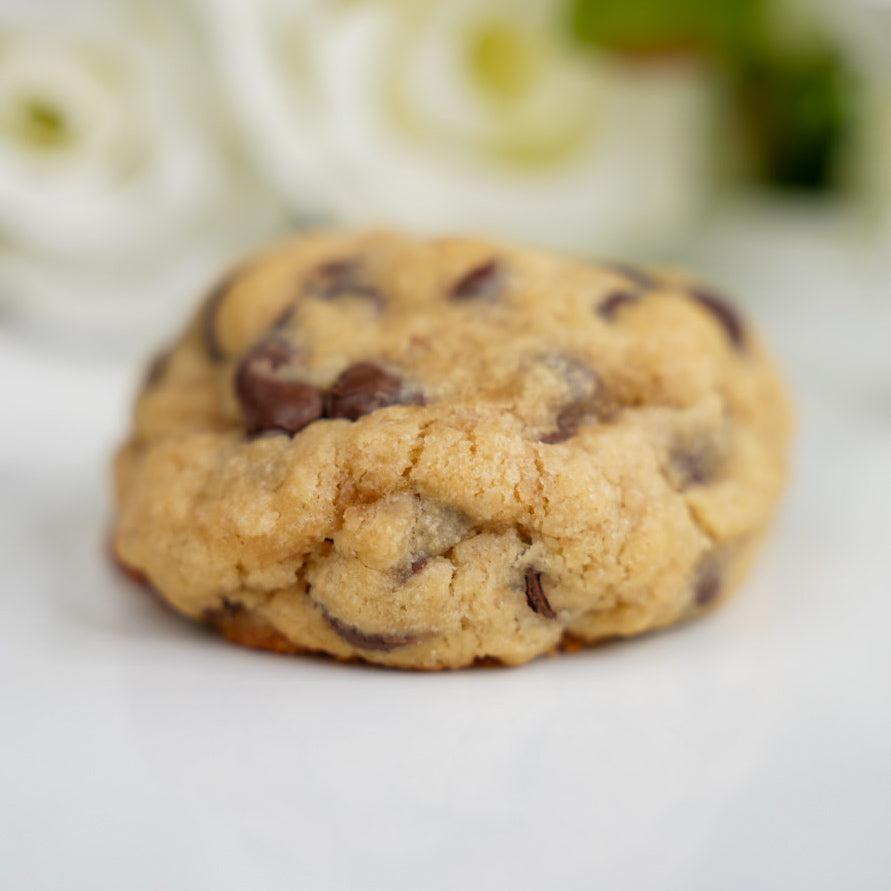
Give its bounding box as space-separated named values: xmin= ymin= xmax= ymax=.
xmin=693 ymin=557 xmax=723 ymax=606
xmin=538 ymin=360 xmax=606 ymax=443
xmin=326 ymin=362 xmax=406 ymax=421
xmin=235 ymin=338 xmax=324 ymax=436
xmin=597 ymin=289 xmax=640 ymax=321
xmin=539 ymin=402 xmax=592 ymax=444
xmin=313 ymin=257 xmax=356 ymax=285
xmin=325 ymin=612 xmax=419 ymax=652
xmin=203 ymin=267 xmax=244 ymax=361
xmin=524 ymin=566 xmax=557 ymax=619
xmin=449 ymin=259 xmax=503 ymax=301
xmin=669 ymin=440 xmax=721 ymax=488
xmin=597 ymin=259 xmax=655 ymax=319
xmin=395 ymin=554 xmax=429 ymax=584
xmin=604 ymin=262 xmax=657 ymax=290
xmin=305 ymin=258 xmax=383 ymax=306
xmin=271 ymin=300 xmax=298 ymax=330
xmin=688 ymin=286 xmax=745 ymax=349
xmin=535 ymin=353 xmax=600 ymax=401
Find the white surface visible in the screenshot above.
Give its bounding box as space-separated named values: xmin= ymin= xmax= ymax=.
xmin=2 ymin=209 xmax=890 ymax=891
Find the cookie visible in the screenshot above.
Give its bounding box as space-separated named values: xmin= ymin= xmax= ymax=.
xmin=113 ymin=230 xmax=791 ymax=669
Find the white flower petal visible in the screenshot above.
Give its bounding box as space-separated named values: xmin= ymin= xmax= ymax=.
xmin=197 ymin=0 xmax=341 ymax=218
xmin=0 ymin=0 xmax=284 ymax=348
xmin=203 ymin=0 xmax=714 ymax=254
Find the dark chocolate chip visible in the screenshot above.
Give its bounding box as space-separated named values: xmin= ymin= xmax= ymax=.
xmin=688 ymin=286 xmax=745 ymax=349
xmin=524 ymin=566 xmax=557 ymax=619
xmin=272 ymin=300 xmax=298 ymax=330
xmin=539 ymin=364 xmax=608 ymax=444
xmin=395 ymin=554 xmax=429 ymax=583
xmin=535 ymin=353 xmax=601 ymax=401
xmin=306 ymin=258 xmax=357 ymax=294
xmin=604 ymin=262 xmax=657 ymax=290
xmin=305 ymin=258 xmax=383 ymax=306
xmin=693 ymin=558 xmax=723 ymax=606
xmin=449 ymin=259 xmax=503 ymax=301
xmin=326 ymin=362 xmax=406 ymax=421
xmin=316 ymin=257 xmax=356 ymax=282
xmin=203 ymin=267 xmax=244 ymax=361
xmin=235 ymin=338 xmax=324 ymax=436
xmin=669 ymin=440 xmax=720 ymax=488
xmin=325 ymin=612 xmax=419 ymax=652
xmin=539 ymin=402 xmax=591 ymax=444
xmin=597 ymin=289 xmax=640 ymax=321
xmin=532 ymin=354 xmax=604 ymax=442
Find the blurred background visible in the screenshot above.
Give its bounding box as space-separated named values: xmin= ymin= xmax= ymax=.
xmin=0 ymin=0 xmax=889 ymax=353
xmin=4 ymin=5 xmax=891 ymax=889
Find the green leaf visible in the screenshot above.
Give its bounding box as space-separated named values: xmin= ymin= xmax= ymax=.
xmin=565 ymin=0 xmax=763 ymax=57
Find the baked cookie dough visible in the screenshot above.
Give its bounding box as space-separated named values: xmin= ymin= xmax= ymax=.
xmin=113 ymin=230 xmax=791 ymax=669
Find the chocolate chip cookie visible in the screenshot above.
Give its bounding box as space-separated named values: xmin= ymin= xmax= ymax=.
xmin=113 ymin=230 xmax=791 ymax=669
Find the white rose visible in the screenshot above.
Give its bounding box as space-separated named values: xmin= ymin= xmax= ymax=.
xmin=0 ymin=0 xmax=283 ymax=351
xmin=201 ymin=0 xmax=714 ymax=255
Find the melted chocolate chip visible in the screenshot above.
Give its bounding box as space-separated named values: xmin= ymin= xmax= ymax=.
xmin=272 ymin=300 xmax=298 ymax=330
xmin=524 ymin=567 xmax=557 ymax=619
xmin=394 ymin=554 xmax=429 ymax=584
xmin=539 ymin=402 xmax=591 ymax=444
xmin=449 ymin=259 xmax=503 ymax=301
xmin=539 ymin=362 xmax=607 ymax=444
xmin=597 ymin=289 xmax=640 ymax=321
xmin=325 ymin=612 xmax=419 ymax=652
xmin=536 ymin=354 xmax=600 ymax=401
xmin=326 ymin=363 xmax=406 ymax=421
xmin=693 ymin=558 xmax=723 ymax=606
xmin=688 ymin=286 xmax=745 ymax=349
xmin=669 ymin=440 xmax=721 ymax=488
xmin=235 ymin=339 xmax=324 ymax=436
xmin=605 ymin=262 xmax=657 ymax=290
xmin=531 ymin=354 xmax=604 ymax=443
xmin=305 ymin=258 xmax=383 ymax=306
xmin=311 ymin=258 xmax=356 ymax=289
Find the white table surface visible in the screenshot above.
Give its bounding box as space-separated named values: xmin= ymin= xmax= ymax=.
xmin=2 ymin=208 xmax=890 ymax=891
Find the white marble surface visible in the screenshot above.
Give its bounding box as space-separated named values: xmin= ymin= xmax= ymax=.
xmin=2 ymin=209 xmax=890 ymax=891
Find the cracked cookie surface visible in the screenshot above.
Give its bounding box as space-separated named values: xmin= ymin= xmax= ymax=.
xmin=113 ymin=229 xmax=791 ymax=669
